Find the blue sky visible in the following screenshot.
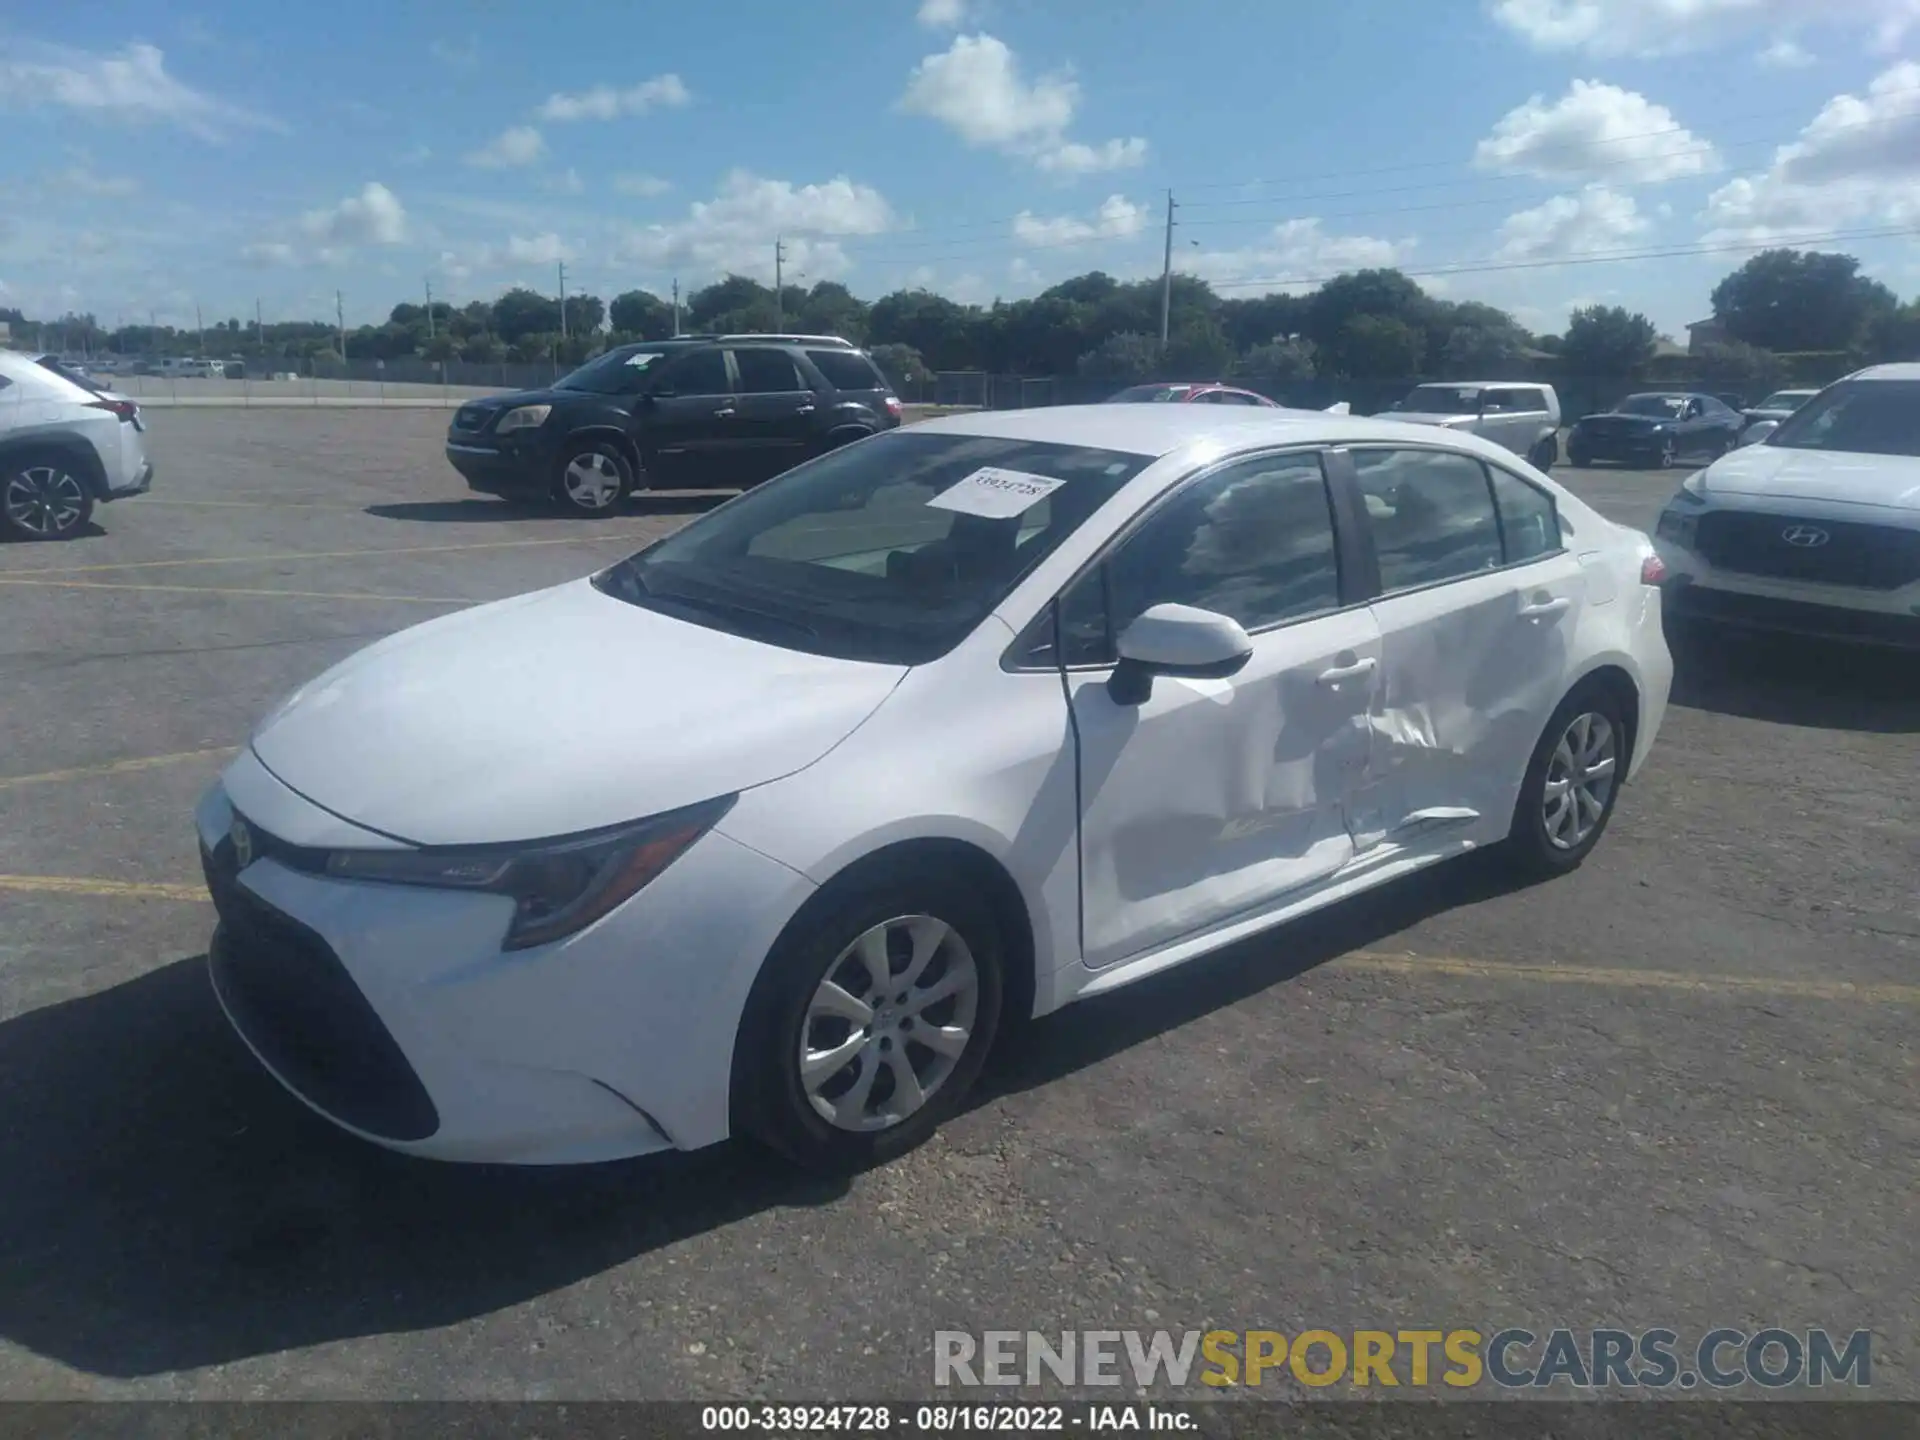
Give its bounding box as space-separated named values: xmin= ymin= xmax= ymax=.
xmin=3 ymin=0 xmax=1919 ymax=338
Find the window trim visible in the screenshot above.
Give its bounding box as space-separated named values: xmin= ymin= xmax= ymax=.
xmin=1001 ymin=443 xmax=1372 ymax=673
xmin=1339 ymin=441 xmax=1570 ymax=606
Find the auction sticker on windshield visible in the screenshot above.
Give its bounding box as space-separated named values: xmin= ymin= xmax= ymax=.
xmin=927 ymin=468 xmax=1066 ymax=520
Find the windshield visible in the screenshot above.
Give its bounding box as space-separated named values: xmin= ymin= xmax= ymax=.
xmin=594 ymin=430 xmax=1154 ymax=664
xmin=1757 ymin=391 xmax=1813 ymax=410
xmin=1107 ymin=385 xmax=1190 ymax=403
xmin=554 ymin=346 xmax=671 ymax=395
xmin=1401 ymin=385 xmax=1480 ymax=413
xmin=1766 ymin=380 xmax=1920 ymax=459
xmin=1618 ymin=394 xmax=1687 ymax=418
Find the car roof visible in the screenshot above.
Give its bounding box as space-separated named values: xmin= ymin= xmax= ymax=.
xmin=909 ymin=402 xmax=1530 ymax=462
xmin=1849 ymin=362 xmax=1920 ymax=382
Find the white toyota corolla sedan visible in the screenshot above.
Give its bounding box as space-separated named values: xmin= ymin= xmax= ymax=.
xmin=197 ymin=405 xmax=1671 ymax=1172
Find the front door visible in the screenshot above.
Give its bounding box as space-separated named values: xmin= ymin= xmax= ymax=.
xmin=1058 ymin=449 xmax=1382 ymax=969
xmin=727 ymin=347 xmax=823 ymax=484
xmin=640 ymin=346 xmax=738 ymax=487
xmin=1341 ymin=446 xmax=1586 ymax=848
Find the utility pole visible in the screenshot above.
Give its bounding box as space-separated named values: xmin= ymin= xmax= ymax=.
xmin=557 ymin=260 xmax=569 ymax=341
xmin=774 ymin=237 xmax=785 ymax=331
xmin=671 ymin=278 xmax=681 ymax=336
xmin=195 ymin=302 xmax=205 ymax=356
xmin=255 ymin=298 xmax=264 ymax=348
xmin=424 ymin=278 xmax=435 ymax=340
xmin=1159 ymin=189 xmax=1177 ymax=352
xmin=336 ymin=290 xmax=346 ymax=358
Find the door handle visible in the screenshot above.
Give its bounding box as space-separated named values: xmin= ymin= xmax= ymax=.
xmin=1317 ymin=656 xmax=1376 ymax=685
xmin=713 ymin=407 xmax=737 ymax=418
xmin=793 ymin=404 xmax=816 ymax=414
xmin=1519 ymin=595 xmax=1570 ymax=618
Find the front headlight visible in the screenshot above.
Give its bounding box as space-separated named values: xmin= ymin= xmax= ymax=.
xmin=324 ymin=795 xmax=735 ymax=950
xmin=494 ymin=404 xmax=552 ymax=435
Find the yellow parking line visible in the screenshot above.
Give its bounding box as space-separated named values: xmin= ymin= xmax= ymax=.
xmin=1342 ymin=950 xmax=1920 ymax=1005
xmin=16 ymin=531 xmax=655 ymax=577
xmin=0 ymin=578 xmax=470 ymax=604
xmin=0 ymin=874 xmax=207 ymax=902
xmin=0 ymin=746 xmax=238 ymax=792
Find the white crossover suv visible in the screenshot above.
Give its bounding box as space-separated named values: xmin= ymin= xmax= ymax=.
xmin=1654 ymin=364 xmax=1920 ymax=649
xmin=0 ymin=349 xmax=153 ymax=540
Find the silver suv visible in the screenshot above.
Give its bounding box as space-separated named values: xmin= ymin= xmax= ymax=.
xmin=1389 ymin=382 xmax=1563 ymax=470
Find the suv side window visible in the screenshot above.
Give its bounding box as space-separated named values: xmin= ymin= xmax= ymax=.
xmin=806 ymin=349 xmax=889 ymax=392
xmin=1055 ymin=451 xmax=1341 ymax=665
xmin=732 ymin=348 xmax=807 ymax=394
xmin=1479 ymin=389 xmax=1513 ymax=413
xmin=1513 ymin=388 xmax=1547 ymax=413
xmin=1352 ymin=448 xmax=1504 ymax=593
xmin=659 ymin=348 xmax=730 ymax=397
xmin=1486 ymin=466 xmax=1561 ymax=562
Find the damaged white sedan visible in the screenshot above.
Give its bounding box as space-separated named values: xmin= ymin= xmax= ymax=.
xmin=198 ymin=405 xmax=1671 ymax=1173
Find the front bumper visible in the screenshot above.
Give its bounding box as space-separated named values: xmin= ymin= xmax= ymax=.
xmin=1568 ymin=430 xmax=1665 ymax=462
xmin=1662 ymin=580 xmax=1920 ymax=649
xmin=195 ymin=754 xmax=816 ymax=1163
xmin=444 ymin=431 xmax=560 ymax=496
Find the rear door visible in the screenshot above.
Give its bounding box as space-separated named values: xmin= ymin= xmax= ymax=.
xmin=1340 ymin=444 xmax=1585 ymax=850
xmin=727 ymin=348 xmax=821 ymax=483
xmin=641 ymin=346 xmax=738 ymax=486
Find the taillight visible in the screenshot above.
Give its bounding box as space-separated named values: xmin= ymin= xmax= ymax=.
xmin=884 ymin=395 xmax=902 ymax=416
xmin=87 ymin=399 xmax=139 ymax=423
xmin=1640 ymin=554 xmax=1668 ymax=585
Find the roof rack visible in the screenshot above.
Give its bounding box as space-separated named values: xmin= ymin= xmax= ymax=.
xmin=716 ymin=333 xmax=855 ymax=347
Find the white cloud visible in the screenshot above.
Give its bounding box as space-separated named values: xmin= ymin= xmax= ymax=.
xmin=240 ymin=241 xmax=298 ymax=267
xmin=299 ymin=182 xmax=408 ymax=246
xmin=1702 ymin=61 xmax=1920 ymax=241
xmin=613 ymin=173 xmax=673 ymax=197
xmin=546 ymin=169 xmax=586 ymax=195
xmin=1013 ymin=194 xmax=1147 ymax=247
xmin=56 ymin=166 xmax=138 ymax=197
xmin=1185 ymin=219 xmax=1415 ymax=293
xmin=1474 ymin=81 xmax=1717 ymax=184
xmin=0 ymin=41 xmax=274 ymax=139
xmin=898 ymin=33 xmax=1146 ymax=175
xmin=1489 ymin=0 xmax=1920 ymax=58
xmin=1757 ymin=36 xmax=1814 ymax=67
xmin=617 ymin=170 xmax=895 ymax=281
xmin=1495 ymin=186 xmax=1648 ymax=261
xmin=918 ymin=0 xmax=970 ymax=26
xmin=537 ymin=74 xmax=690 ymax=122
xmin=466 ymin=125 xmax=546 ymax=168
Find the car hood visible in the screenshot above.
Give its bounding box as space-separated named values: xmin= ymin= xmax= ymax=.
xmin=1392 ymin=410 xmax=1475 ymax=426
xmin=1699 ymin=444 xmax=1920 ymax=511
xmin=247 ymin=578 xmax=907 ymax=846
xmin=456 ymin=388 xmax=575 ymax=414
xmin=1578 ymin=412 xmax=1662 ymax=426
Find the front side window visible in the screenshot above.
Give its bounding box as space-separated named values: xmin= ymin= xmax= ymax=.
xmin=595 ymin=430 xmax=1151 ymax=664
xmin=1618 ymin=394 xmax=1687 ymax=418
xmin=1767 ymin=380 xmax=1920 ymax=458
xmin=554 ymin=347 xmax=670 ymax=395
xmin=1352 ymin=448 xmax=1504 ymax=593
xmin=1054 ymin=451 xmax=1341 ymax=665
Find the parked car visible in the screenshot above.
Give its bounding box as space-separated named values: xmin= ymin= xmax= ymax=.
xmin=1654 ymin=364 xmax=1920 ymax=649
xmin=445 ymin=334 xmax=904 ymax=514
xmin=0 ymin=348 xmax=152 ymax=540
xmin=1104 ymin=382 xmax=1280 ymax=407
xmin=1738 ymin=389 xmax=1818 ymax=440
xmin=1566 ymin=392 xmax=1744 ymax=468
xmin=198 ymin=403 xmax=1671 ymax=1171
xmin=1388 ymin=382 xmax=1562 ymax=470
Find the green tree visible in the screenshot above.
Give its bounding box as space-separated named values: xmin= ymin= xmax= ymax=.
xmin=1165 ymin=318 xmax=1236 ymax=379
xmin=687 ymin=275 xmax=774 ymax=331
xmin=868 ymin=289 xmax=981 ymax=371
xmin=460 ymin=334 xmax=504 ymax=363
xmin=492 ymin=288 xmax=562 ymax=344
xmin=868 ymin=342 xmax=932 ymax=391
xmin=795 ymin=281 xmax=869 ymax=342
xmin=1691 ymin=339 xmax=1783 ymax=400
xmin=1561 ymin=305 xmax=1658 ymax=376
xmin=1236 ymin=336 xmax=1317 ymax=382
xmin=1439 ymin=322 xmax=1528 ymax=377
xmin=1305 ymin=269 xmax=1432 ymax=364
xmin=1219 ymin=292 xmax=1310 ymax=354
xmin=609 ymin=289 xmax=676 ymax=339
xmin=1076 ymin=331 xmax=1161 ymax=382
xmin=1330 ymin=314 xmax=1426 ymax=378
xmin=1865 ymin=300 xmax=1920 ymax=363
xmin=562 ymin=293 xmax=605 ymax=337
xmin=1710 ymin=250 xmax=1898 ymax=353
xmin=422 ymin=334 xmax=459 ymax=362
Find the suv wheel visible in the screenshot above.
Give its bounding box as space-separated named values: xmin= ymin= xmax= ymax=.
xmin=1528 ymin=435 xmax=1557 ymax=471
xmin=553 ymin=441 xmax=633 ymax=517
xmin=2 ymin=457 xmax=95 ymax=541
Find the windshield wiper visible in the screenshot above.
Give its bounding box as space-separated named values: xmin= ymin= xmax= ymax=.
xmin=649 ymin=585 xmax=821 ymax=640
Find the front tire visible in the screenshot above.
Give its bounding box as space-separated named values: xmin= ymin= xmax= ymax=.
xmin=553 ymin=440 xmax=633 ymax=517
xmin=1656 ymin=437 xmax=1678 ymax=469
xmin=1 ymin=457 xmax=95 ymax=541
xmin=1528 ymin=435 xmax=1558 ymax=471
xmin=732 ymin=871 xmax=1005 ymax=1173
xmin=1504 ymin=684 xmax=1629 ymax=879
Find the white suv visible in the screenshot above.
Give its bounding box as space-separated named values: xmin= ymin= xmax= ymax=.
xmin=0 ymin=349 xmax=154 ymax=541
xmin=1654 ymin=364 xmax=1920 ymax=649
xmin=1390 ymin=382 xmax=1563 ymax=471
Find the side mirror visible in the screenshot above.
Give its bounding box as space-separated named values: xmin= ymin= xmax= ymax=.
xmin=1108 ymin=604 xmax=1253 ymax=705
xmin=1740 ymin=420 xmax=1778 ymax=447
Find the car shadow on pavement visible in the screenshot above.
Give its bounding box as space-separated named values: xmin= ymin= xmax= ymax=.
xmin=0 ymin=852 xmax=1536 ymax=1379
xmin=1667 ymin=627 xmax=1920 ymax=733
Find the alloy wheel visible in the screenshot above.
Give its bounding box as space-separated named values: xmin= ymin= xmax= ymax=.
xmin=799 ymin=914 xmax=980 ymax=1133
xmin=1542 ymin=711 xmax=1617 ymax=851
xmin=562 ymin=451 xmax=624 ymax=510
xmin=1658 ymin=438 xmax=1678 ymax=468
xmin=4 ymin=466 xmax=87 ymax=538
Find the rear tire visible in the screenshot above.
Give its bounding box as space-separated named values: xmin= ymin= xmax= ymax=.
xmin=1503 ymin=682 xmax=1630 ymax=880
xmin=1528 ymin=435 xmax=1558 ymax=471
xmin=552 ymin=440 xmax=633 ymax=517
xmin=1 ymin=455 xmax=96 ymax=541
xmin=732 ymin=869 xmax=1005 ymax=1173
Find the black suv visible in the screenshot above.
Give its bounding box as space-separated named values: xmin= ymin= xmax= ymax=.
xmin=444 ymin=334 xmax=903 ymax=515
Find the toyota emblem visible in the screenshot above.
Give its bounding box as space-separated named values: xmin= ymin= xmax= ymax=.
xmin=1781 ymin=524 xmax=1830 ymax=548
xmin=230 ymin=816 xmax=255 ymax=870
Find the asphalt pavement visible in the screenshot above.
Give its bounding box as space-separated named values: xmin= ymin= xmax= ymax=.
xmin=0 ymin=409 xmax=1914 ymax=1401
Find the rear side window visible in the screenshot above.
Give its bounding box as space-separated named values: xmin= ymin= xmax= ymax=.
xmin=807 ymin=349 xmax=889 ymax=392
xmin=733 ymin=349 xmax=807 ymax=394
xmin=1352 ymin=448 xmax=1504 ymax=593
xmin=1514 ymin=389 xmax=1548 ymax=412
xmin=1487 ymin=467 xmax=1561 ymax=562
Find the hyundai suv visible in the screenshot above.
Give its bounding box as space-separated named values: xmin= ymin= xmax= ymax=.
xmin=445 ymin=334 xmax=904 ymax=515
